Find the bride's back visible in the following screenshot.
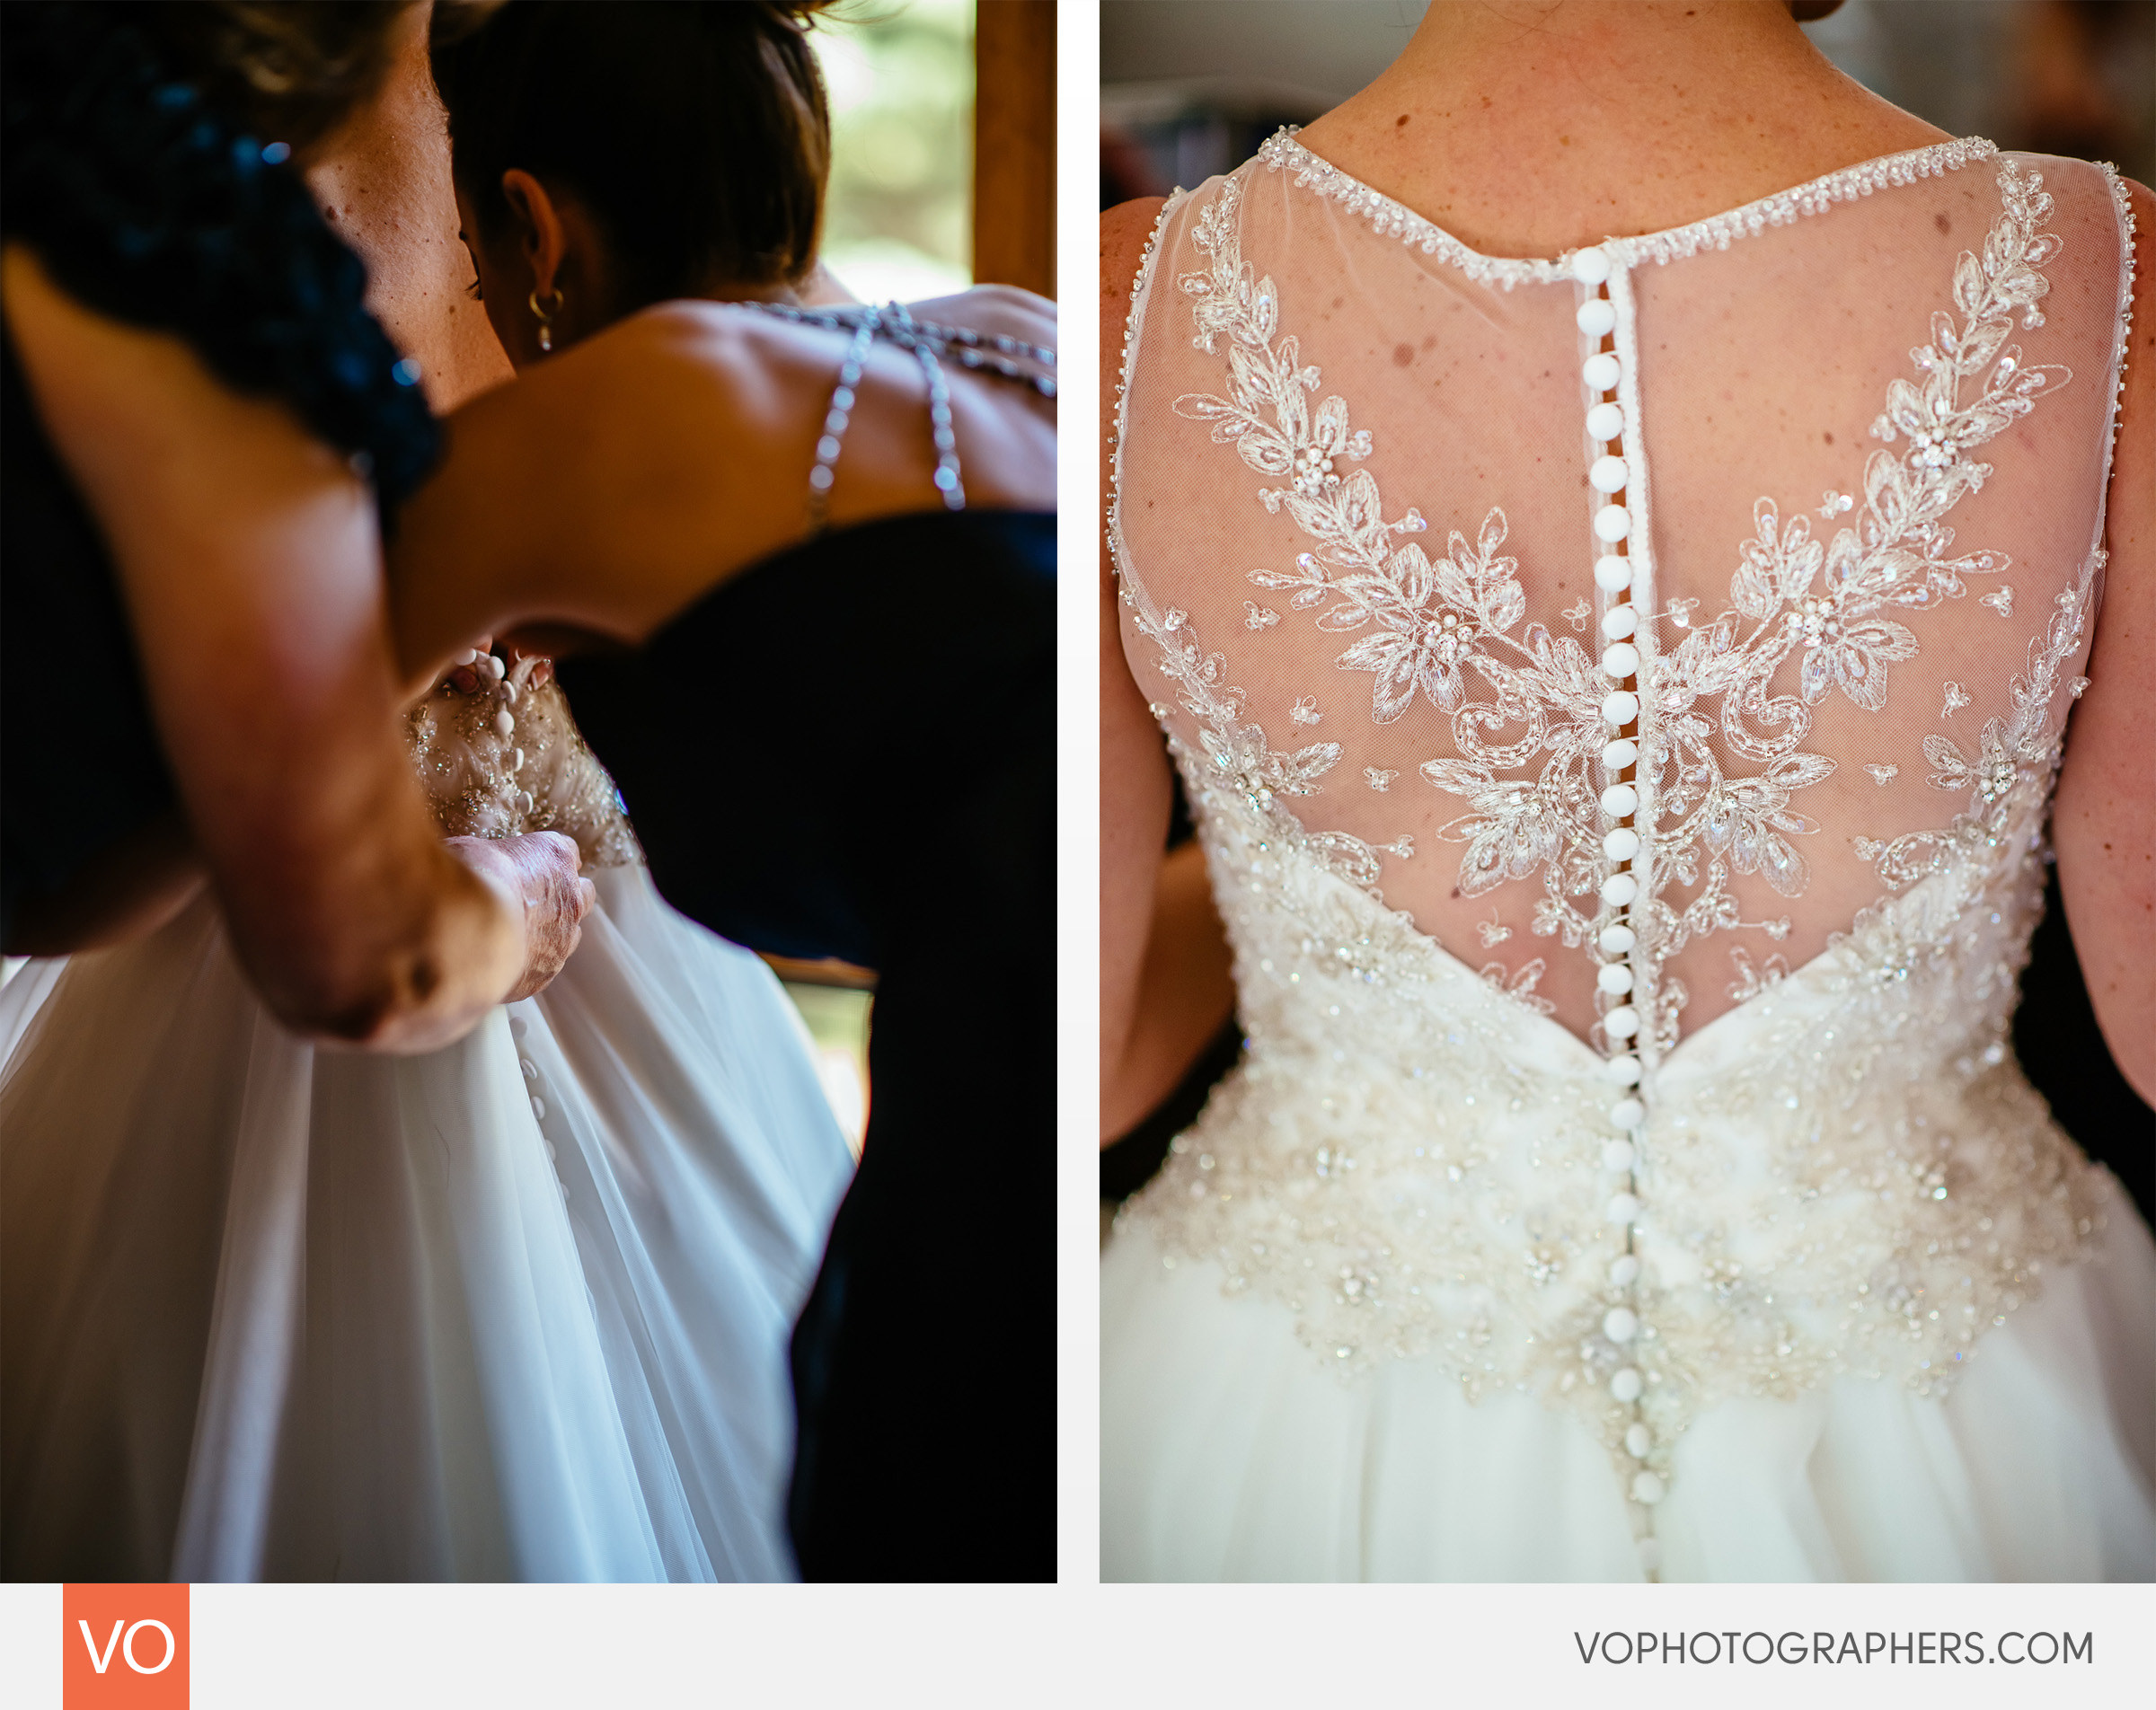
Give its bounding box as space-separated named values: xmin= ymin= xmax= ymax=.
xmin=1100 ymin=0 xmax=2151 ymax=1578
xmin=1111 ymin=23 xmax=2134 ymax=1054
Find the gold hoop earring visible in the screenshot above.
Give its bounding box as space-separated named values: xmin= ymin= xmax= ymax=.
xmin=528 ymin=286 xmax=564 ymax=353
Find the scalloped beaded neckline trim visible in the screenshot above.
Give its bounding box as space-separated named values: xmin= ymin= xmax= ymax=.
xmin=1256 ymin=129 xmax=2001 ymax=288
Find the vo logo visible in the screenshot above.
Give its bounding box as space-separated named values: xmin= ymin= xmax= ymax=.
xmin=62 ymin=1583 xmax=188 ymax=1708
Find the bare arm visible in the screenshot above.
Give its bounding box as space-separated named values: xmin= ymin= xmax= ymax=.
xmin=3 ymin=246 xmax=586 ymax=1049
xmin=2053 ymin=177 xmax=2156 ymax=1104
xmin=1098 ymin=199 xmax=1236 ymax=1146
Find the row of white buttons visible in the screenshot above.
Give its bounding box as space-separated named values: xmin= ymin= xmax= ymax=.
xmin=1576 ymin=244 xmax=1659 ymax=1515
xmin=508 ymin=1013 xmax=565 ymax=1194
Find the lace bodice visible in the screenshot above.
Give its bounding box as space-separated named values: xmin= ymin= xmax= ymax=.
xmin=1109 ymin=136 xmax=2135 ymax=1557
xmin=409 ymin=659 xmax=640 ymax=868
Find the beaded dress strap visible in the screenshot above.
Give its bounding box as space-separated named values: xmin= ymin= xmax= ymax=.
xmin=732 ymin=298 xmax=1056 ymax=532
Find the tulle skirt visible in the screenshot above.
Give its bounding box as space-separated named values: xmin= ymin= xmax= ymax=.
xmin=1 ymin=864 xmax=853 ymax=1582
xmin=1101 ymin=1177 xmax=2156 ymax=1582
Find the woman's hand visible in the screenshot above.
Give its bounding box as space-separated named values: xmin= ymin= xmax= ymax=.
xmin=446 ymin=831 xmax=596 ymax=1000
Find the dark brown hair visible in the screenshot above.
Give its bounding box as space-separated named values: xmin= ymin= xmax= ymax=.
xmin=429 ymin=0 xmax=836 ymax=311
xmin=133 ymin=1 xmax=412 ymax=155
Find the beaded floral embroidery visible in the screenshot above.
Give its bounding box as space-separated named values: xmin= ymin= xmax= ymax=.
xmin=1163 ymin=160 xmax=2075 ymax=1052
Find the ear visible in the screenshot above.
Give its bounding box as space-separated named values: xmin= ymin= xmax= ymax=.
xmin=499 ymin=168 xmax=568 ymax=297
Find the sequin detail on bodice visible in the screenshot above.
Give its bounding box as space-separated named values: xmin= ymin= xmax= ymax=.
xmin=408 ymin=663 xmax=640 ymax=868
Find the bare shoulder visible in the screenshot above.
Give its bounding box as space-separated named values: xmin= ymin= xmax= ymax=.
xmin=1100 ymin=198 xmax=1167 ymax=310
xmin=906 ymin=282 xmax=1056 ymax=350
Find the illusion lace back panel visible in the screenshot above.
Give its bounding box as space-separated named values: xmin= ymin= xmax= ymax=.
xmin=1109 ymin=138 xmax=2135 ymax=1536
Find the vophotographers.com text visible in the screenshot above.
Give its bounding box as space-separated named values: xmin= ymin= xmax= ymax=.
xmin=1574 ymin=1630 xmax=2093 ymax=1666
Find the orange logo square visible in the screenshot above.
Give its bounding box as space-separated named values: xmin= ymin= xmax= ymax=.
xmin=62 ymin=1583 xmax=189 ymax=1708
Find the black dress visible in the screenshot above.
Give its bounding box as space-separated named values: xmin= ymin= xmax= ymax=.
xmin=0 ymin=4 xmax=437 ymax=947
xmin=558 ymin=507 xmax=1056 ymax=1582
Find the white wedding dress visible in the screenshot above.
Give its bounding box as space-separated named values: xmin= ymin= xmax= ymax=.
xmin=1103 ymin=134 xmax=2156 ymax=1582
xmin=0 ymin=665 xmax=854 ymax=1581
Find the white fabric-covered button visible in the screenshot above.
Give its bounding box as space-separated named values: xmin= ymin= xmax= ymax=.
xmin=1604 ymin=1006 xmax=1639 ymax=1038
xmin=1610 ymin=1366 xmax=1643 ymax=1402
xmin=1610 ymin=1096 xmax=1646 ymax=1128
xmin=495 ymin=710 xmax=515 ymax=738
xmin=1608 ymin=1253 xmax=1641 ymax=1286
xmin=1570 ymin=247 xmax=1612 ymax=286
xmin=1601 ymin=1139 xmax=1636 ymax=1172
xmin=508 ymin=1015 xmax=529 ymax=1040
xmin=1600 ymin=604 xmax=1637 ymax=639
xmin=1600 ymin=873 xmax=1639 ymax=906
xmin=1605 ymin=1192 xmax=1641 ymax=1225
xmin=1600 ymin=783 xmax=1638 ymax=817
xmin=1604 ymin=1054 xmax=1642 ymax=1087
xmin=1594 ymin=504 xmax=1631 ymax=542
xmin=1625 ymin=1423 xmax=1653 ymax=1458
xmin=1577 ymin=298 xmax=1616 ymax=338
xmin=1583 ymin=351 xmax=1621 ymax=391
xmin=1602 ymin=737 xmax=1638 ymax=770
xmin=1603 ymin=827 xmax=1640 ymax=862
xmin=531 ymin=1097 xmax=546 ymax=1121
xmin=1602 ymin=642 xmax=1640 ymax=679
xmin=1599 ymin=923 xmax=1637 ymax=955
xmin=1601 ymin=691 xmax=1639 ymax=727
xmin=1586 ymin=400 xmax=1623 ymax=441
xmin=520 ymin=1058 xmax=538 ymax=1082
xmin=1597 ymin=961 xmax=1634 ymax=995
xmin=1603 ymin=1307 xmax=1639 ymax=1344
xmin=1631 ymin=1471 xmax=1666 ymax=1505
xmin=1590 ymin=454 xmax=1630 ymax=493
xmin=1594 ymin=554 xmax=1632 ymax=591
